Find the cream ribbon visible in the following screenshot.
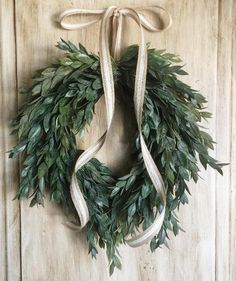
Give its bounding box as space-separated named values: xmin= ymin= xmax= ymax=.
xmin=58 ymin=6 xmax=172 ymax=247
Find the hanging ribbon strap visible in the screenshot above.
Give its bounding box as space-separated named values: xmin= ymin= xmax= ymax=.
xmin=58 ymin=5 xmax=172 ymax=247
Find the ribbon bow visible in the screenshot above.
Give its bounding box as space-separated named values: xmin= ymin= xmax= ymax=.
xmin=58 ymin=5 xmax=172 ymax=247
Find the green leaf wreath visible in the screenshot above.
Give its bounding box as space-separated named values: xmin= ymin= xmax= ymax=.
xmin=9 ymin=39 xmax=223 ymax=274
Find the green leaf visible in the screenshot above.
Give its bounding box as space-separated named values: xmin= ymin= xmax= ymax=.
xmin=75 ymin=53 xmax=94 ymax=65
xmin=92 ymin=78 xmax=102 ymax=90
xmin=179 ymin=167 xmax=189 ymax=181
xmin=173 ymin=222 xmax=179 ymax=236
xmin=120 ymin=45 xmax=138 ymax=62
xmin=141 ymin=185 xmax=150 ymax=199
xmin=116 ymin=181 xmax=126 ymax=188
xmin=28 ymin=124 xmax=41 ymax=139
xmin=59 ymin=57 xmax=73 ymax=66
xmin=32 ymin=84 xmax=41 ymax=95
xmin=38 ymin=162 xmax=48 ymax=178
xmin=51 ymin=190 xmax=62 ymax=203
xmin=111 ymin=187 xmax=120 ymax=197
xmin=109 ymin=262 xmax=115 ymax=276
xmin=39 ymin=177 xmax=45 ymax=194
xmin=43 ymin=113 xmax=51 ymax=132
xmin=56 ymin=39 xmax=79 ymax=53
xmin=128 ymin=203 xmax=136 ymax=217
xmin=125 ymin=175 xmax=136 ymax=190
xmin=71 ymin=61 xmax=82 ymax=68
xmin=29 ymin=196 xmax=38 ymax=207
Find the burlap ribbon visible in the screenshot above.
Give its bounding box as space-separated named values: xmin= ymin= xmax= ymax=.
xmin=58 ymin=5 xmax=172 ymax=247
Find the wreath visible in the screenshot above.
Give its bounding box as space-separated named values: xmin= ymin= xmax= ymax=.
xmin=9 ymin=39 xmax=223 ymax=274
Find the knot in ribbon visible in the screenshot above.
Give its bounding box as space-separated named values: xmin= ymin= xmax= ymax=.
xmin=58 ymin=5 xmax=172 ymax=247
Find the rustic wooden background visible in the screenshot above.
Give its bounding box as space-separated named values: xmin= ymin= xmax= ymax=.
xmin=0 ymin=0 xmax=235 ymax=280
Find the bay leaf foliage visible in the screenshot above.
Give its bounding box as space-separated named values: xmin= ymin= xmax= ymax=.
xmin=9 ymin=39 xmax=223 ymax=275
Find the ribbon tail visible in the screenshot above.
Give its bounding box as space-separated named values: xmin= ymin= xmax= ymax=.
xmin=126 ymin=134 xmax=166 ymax=247
xmin=70 ymin=133 xmax=106 ymax=228
xmin=70 ymin=172 xmax=90 ymax=228
xmin=124 ymin=9 xmax=166 ymax=247
xmin=140 ymin=134 xmax=165 ymax=200
xmin=126 ymin=206 xmax=165 ymax=247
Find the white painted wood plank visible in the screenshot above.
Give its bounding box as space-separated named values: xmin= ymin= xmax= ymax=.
xmin=229 ymin=2 xmax=236 ymax=281
xmin=215 ymin=1 xmax=234 ymax=280
xmin=0 ymin=0 xmax=21 ymax=280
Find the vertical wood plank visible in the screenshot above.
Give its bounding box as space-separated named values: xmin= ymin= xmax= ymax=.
xmin=229 ymin=2 xmax=236 ymax=281
xmin=215 ymin=1 xmax=234 ymax=280
xmin=0 ymin=0 xmax=21 ymax=280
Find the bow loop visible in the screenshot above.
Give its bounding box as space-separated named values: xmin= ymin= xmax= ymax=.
xmin=58 ymin=5 xmax=172 ymax=247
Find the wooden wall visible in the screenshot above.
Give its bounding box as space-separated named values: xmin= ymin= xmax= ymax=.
xmin=0 ymin=1 xmax=235 ymax=280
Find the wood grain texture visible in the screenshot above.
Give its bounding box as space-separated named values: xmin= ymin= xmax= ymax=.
xmin=215 ymin=1 xmax=234 ymax=280
xmin=0 ymin=0 xmax=21 ymax=281
xmin=229 ymin=2 xmax=236 ymax=281
xmin=0 ymin=0 xmax=235 ymax=280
